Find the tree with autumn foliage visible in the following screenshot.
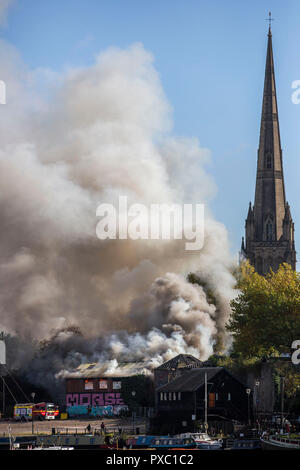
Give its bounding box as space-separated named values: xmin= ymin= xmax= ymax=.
xmin=227 ymin=262 xmax=300 ymax=358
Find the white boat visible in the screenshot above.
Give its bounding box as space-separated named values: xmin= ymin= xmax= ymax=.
xmin=176 ymin=432 xmax=222 ymax=450
xmin=31 ymin=446 xmax=74 ymax=450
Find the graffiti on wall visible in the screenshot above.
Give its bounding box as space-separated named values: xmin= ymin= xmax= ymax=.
xmin=66 ymin=392 xmax=125 ymax=407
xmin=67 ymin=404 xmax=128 ymax=417
xmin=66 ymin=393 xmax=128 ymax=416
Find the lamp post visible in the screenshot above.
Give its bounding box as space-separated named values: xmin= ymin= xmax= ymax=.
xmin=280 ymin=376 xmax=285 ymax=433
xmin=0 ymin=337 xmax=6 ymax=419
xmin=131 ymin=391 xmax=136 ymax=434
xmin=31 ymin=392 xmax=35 ymax=435
xmin=203 ymin=374 xmax=214 ymax=432
xmin=246 ymin=388 xmax=251 ymax=426
xmin=255 ymin=380 xmax=260 ymax=427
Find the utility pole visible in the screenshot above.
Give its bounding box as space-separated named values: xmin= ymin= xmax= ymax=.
xmin=281 ymin=377 xmax=285 ymax=433
xmin=204 ymin=373 xmax=208 ymax=431
xmin=0 ymin=338 xmax=6 ymax=419
xmin=31 ymin=392 xmax=35 ymax=435
xmin=246 ymin=388 xmax=251 ymax=426
xmin=2 ymin=375 xmax=5 ymax=418
xmin=131 ymin=390 xmax=136 ymax=434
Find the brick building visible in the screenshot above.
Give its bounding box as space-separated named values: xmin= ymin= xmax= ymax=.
xmin=65 ymin=362 xmax=146 ymax=417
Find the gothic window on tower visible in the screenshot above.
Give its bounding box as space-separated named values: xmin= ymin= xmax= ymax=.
xmin=265 ymin=153 xmax=272 ymax=169
xmin=266 ymin=221 xmax=273 ymax=241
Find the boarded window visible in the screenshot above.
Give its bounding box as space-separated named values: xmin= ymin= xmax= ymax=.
xmin=113 ymin=381 xmax=121 ymax=390
xmin=99 ymin=379 xmax=108 ymax=389
xmin=208 ymin=392 xmax=215 ymax=408
xmin=84 ymin=380 xmax=93 ymax=390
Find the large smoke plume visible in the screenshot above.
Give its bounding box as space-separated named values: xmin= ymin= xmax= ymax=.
xmin=0 ymin=36 xmax=236 ymax=394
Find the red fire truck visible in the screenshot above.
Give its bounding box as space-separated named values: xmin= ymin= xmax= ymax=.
xmin=14 ymin=402 xmax=59 ymax=421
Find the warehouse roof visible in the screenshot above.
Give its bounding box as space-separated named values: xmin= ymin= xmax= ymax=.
xmin=155 ymin=354 xmax=203 ymax=371
xmin=68 ymin=361 xmax=149 ymax=378
xmin=157 ymin=367 xmax=223 ymax=392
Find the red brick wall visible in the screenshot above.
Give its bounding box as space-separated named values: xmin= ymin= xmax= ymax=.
xmin=66 ymin=377 xmax=122 ymax=394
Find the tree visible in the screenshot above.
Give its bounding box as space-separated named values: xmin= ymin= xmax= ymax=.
xmin=121 ymin=375 xmax=154 ymax=410
xmin=227 ymin=262 xmax=300 ymax=358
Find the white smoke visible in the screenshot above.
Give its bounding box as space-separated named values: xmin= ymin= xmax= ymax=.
xmin=0 ymin=39 xmax=236 ymax=388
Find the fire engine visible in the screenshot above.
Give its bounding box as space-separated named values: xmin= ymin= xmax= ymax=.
xmin=14 ymin=402 xmax=59 ymax=421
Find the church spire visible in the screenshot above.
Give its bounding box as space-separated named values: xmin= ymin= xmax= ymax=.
xmin=254 ymin=19 xmax=286 ymax=242
xmin=242 ymin=21 xmax=296 ymax=275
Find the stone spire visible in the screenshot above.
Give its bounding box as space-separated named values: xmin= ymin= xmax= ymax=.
xmin=242 ymin=24 xmax=296 ymax=275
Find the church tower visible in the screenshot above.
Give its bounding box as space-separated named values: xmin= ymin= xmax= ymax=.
xmin=241 ymin=22 xmax=296 ymax=275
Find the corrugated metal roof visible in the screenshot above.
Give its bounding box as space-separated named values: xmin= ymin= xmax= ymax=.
xmin=155 ymin=354 xmax=203 ymax=371
xmin=69 ymin=362 xmax=149 ymax=378
xmin=157 ymin=367 xmax=223 ymax=392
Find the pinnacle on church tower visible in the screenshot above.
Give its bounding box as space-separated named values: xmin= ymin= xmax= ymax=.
xmin=241 ymin=16 xmax=296 ymax=274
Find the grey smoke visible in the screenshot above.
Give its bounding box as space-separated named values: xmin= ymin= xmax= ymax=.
xmin=0 ymin=39 xmax=236 ymax=393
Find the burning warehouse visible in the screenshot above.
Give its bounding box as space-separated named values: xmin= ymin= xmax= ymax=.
xmin=65 ymin=362 xmax=153 ymax=418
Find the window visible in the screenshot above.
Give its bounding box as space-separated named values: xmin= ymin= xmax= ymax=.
xmin=266 ymin=221 xmax=273 ymax=241
xmin=84 ymin=380 xmax=93 ymax=390
xmin=228 ymin=393 xmax=231 ymax=401
xmin=265 ymin=153 xmax=272 ymax=169
xmin=164 ymin=393 xmax=167 ymax=401
xmin=178 ymin=392 xmax=181 ymax=400
xmin=99 ymin=379 xmax=108 ymax=389
xmin=113 ymin=381 xmax=121 ymax=390
xmin=160 ymin=392 xmax=163 ymax=401
xmin=173 ymin=392 xmax=176 ymax=401
xmin=209 ymin=393 xmax=215 ymax=408
xmin=216 ymin=393 xmax=218 ymax=401
xmin=169 ymin=392 xmax=172 ymax=401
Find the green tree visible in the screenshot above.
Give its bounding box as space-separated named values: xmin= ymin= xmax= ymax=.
xmin=227 ymin=262 xmax=300 ymax=358
xmin=121 ymin=375 xmax=154 ymax=410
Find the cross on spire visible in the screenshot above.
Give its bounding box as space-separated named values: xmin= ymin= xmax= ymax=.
xmin=266 ymin=11 xmax=274 ymax=34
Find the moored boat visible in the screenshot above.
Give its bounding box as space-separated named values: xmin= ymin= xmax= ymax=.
xmin=132 ymin=435 xmax=197 ymax=449
xmin=149 ymin=436 xmax=197 ymax=449
xmin=176 ymin=432 xmax=222 ymax=450
xmin=260 ymin=434 xmax=300 ymax=450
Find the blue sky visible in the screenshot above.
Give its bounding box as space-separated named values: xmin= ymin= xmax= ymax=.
xmin=2 ymin=0 xmax=300 ymax=260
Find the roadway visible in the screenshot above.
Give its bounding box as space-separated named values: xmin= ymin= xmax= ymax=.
xmin=0 ymin=416 xmax=146 ymax=436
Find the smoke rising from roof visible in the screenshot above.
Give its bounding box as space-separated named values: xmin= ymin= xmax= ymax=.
xmin=0 ymin=40 xmax=236 ymax=393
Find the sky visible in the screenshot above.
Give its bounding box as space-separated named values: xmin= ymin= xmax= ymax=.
xmin=1 ymin=0 xmax=300 ymax=260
